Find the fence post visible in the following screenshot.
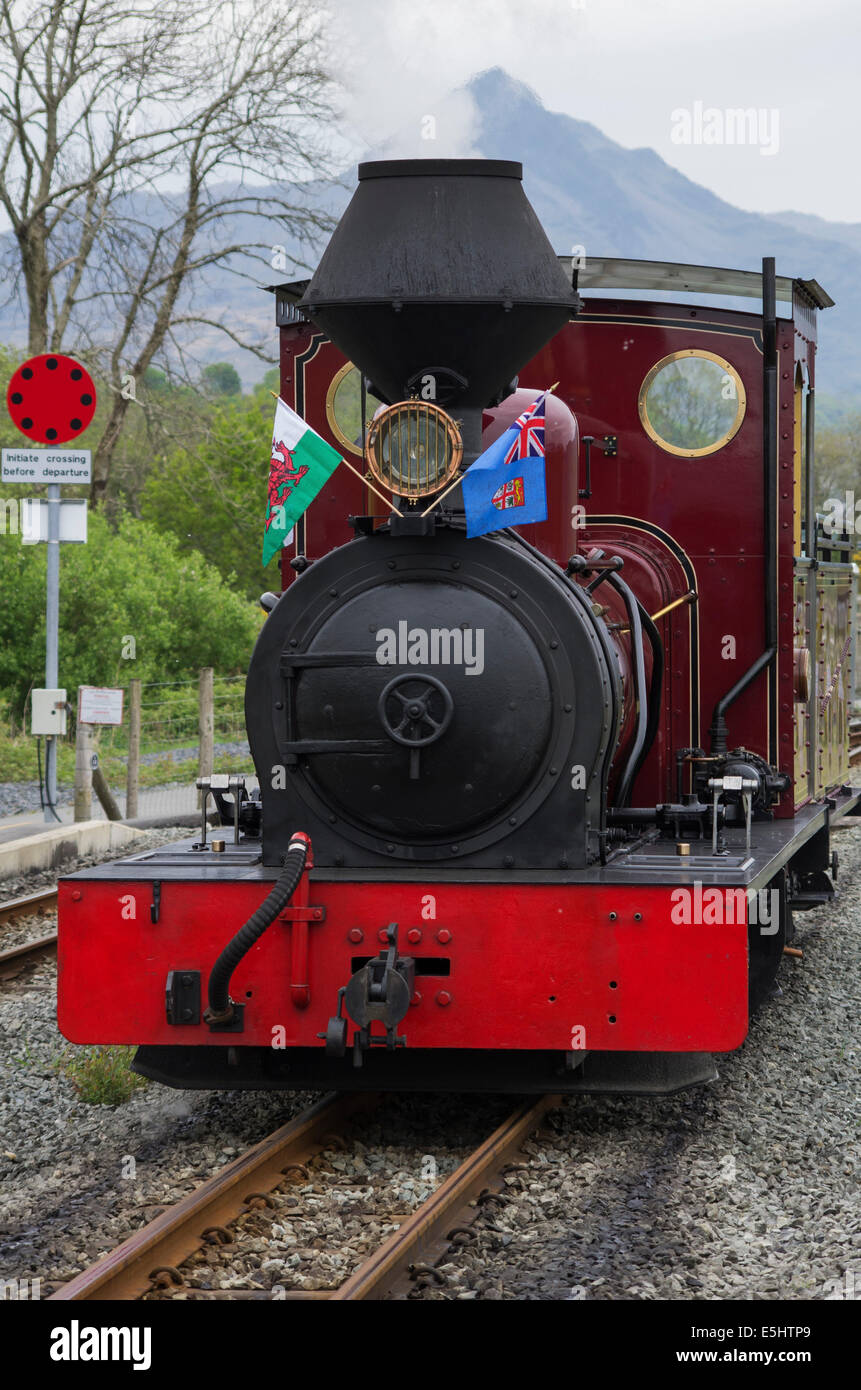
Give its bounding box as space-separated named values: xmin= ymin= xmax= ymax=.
xmin=127 ymin=678 xmax=141 ymax=819
xmin=74 ymin=719 xmax=93 ymax=822
xmin=92 ymin=758 xmax=123 ymax=821
xmin=198 ymin=667 xmax=214 ymax=806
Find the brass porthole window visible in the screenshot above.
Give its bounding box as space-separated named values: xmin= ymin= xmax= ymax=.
xmin=638 ymin=349 xmax=746 ymax=458
xmin=325 ymin=361 xmax=384 ymax=456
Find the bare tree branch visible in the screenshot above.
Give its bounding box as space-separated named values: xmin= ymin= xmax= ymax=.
xmin=0 ymin=0 xmax=336 ymax=502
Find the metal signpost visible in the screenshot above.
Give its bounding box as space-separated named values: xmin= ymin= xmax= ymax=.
xmin=1 ymin=452 xmax=92 ymax=820
xmin=3 ymin=353 xmax=96 ymax=822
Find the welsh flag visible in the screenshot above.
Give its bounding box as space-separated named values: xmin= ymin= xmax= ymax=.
xmin=263 ymin=397 xmax=343 ymax=566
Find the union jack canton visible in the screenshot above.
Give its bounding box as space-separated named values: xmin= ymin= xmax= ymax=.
xmin=503 ymin=393 xmax=547 ymax=467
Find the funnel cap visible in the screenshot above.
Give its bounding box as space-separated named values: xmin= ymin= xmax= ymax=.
xmin=358 ymin=158 xmax=524 ymax=180
xmin=300 ymin=158 xmax=578 ymax=409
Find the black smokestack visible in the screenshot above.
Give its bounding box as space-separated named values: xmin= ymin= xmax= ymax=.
xmin=300 ymin=159 xmax=578 ymax=414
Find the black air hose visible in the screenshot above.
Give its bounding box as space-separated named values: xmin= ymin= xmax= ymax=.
xmin=205 ymin=832 xmax=309 ymax=1025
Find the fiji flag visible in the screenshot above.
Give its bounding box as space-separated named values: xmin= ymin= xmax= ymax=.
xmin=460 ymin=392 xmax=548 ymax=539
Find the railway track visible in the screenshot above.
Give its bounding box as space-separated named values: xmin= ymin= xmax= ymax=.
xmin=48 ymin=1090 xmax=560 ymax=1302
xmin=0 ymin=887 xmax=58 ymax=976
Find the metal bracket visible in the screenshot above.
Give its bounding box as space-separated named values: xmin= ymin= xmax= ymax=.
xmin=579 ymin=434 xmax=618 ymax=498
xmin=278 ymin=905 xmax=325 ymax=923
xmin=150 ymin=881 xmax=161 ymax=924
xmin=207 ymin=1001 xmax=245 ymax=1033
xmin=165 ymin=970 xmax=201 ymax=1026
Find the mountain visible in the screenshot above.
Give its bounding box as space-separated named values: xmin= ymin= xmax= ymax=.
xmin=765 ymin=209 xmax=861 ymax=258
xmin=465 ymin=70 xmax=860 ymax=405
xmin=2 ymin=69 xmax=859 ymax=409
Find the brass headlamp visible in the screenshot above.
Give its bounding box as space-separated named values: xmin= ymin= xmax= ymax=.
xmin=365 ymin=401 xmax=462 ymax=501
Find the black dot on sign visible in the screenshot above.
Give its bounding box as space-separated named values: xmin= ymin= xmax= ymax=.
xmin=46 ymin=358 xmax=58 ymax=370
xmin=22 ymin=367 xmax=33 ymax=379
xmin=11 ymin=392 xmax=22 ymax=404
xmin=80 ymin=393 xmax=92 ymax=406
xmin=71 ymin=368 xmax=83 ymax=380
xmin=46 ymin=428 xmax=57 ymax=440
xmin=22 ymin=417 xmax=33 ymax=428
xmin=70 ymin=418 xmax=82 ymax=430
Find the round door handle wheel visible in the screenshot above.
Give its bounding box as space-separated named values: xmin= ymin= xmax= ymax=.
xmin=378 ymin=673 xmax=454 ymax=748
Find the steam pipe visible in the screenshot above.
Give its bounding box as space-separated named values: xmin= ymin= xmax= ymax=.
xmin=628 ymin=601 xmax=664 ymax=792
xmin=708 ymin=647 xmax=776 ymax=755
xmin=805 ymin=385 xmax=816 ymax=562
xmin=709 ymin=256 xmax=779 ymax=761
xmin=804 ymin=385 xmax=818 ymax=793
xmin=606 ymin=573 xmax=649 ymax=808
xmin=763 ymin=255 xmax=779 ymax=765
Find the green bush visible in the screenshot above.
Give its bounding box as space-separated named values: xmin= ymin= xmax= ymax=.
xmin=0 ymin=511 xmax=262 ymax=718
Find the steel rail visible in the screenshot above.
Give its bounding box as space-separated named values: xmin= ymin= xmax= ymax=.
xmin=0 ymin=887 xmax=58 ymax=924
xmin=0 ymin=888 xmax=59 ymax=974
xmin=48 ymin=1090 xmax=560 ymax=1302
xmin=0 ymin=932 xmax=58 ymax=971
xmin=48 ymin=1092 xmax=379 ymax=1301
xmin=332 ymin=1093 xmax=560 ymax=1299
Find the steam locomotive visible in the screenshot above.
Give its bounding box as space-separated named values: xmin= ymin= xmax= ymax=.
xmin=57 ymin=159 xmax=859 ymax=1094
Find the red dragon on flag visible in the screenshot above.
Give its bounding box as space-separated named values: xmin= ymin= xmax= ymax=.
xmin=265 ymin=439 xmax=309 ymax=537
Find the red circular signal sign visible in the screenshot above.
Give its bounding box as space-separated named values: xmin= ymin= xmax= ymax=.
xmin=6 ymin=353 xmax=97 ymax=445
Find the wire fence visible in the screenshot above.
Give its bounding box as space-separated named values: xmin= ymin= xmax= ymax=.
xmin=84 ymin=673 xmax=252 ymax=820
xmin=0 ymin=668 xmax=258 ymax=825
xmin=73 ymin=670 xmax=256 ymax=823
xmin=99 ymin=675 xmax=246 ymax=757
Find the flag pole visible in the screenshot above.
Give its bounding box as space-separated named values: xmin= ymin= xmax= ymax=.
xmin=269 ymin=392 xmax=404 ymax=518
xmin=420 ymin=470 xmax=464 ymax=517
xmin=421 ymin=385 xmax=559 ymax=519
xmin=337 ymin=452 xmax=405 ymax=517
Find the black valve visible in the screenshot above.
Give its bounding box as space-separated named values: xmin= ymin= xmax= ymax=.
xmin=321 ymin=925 xmax=415 ymax=1067
xmin=319 ymin=986 xmax=349 ymax=1057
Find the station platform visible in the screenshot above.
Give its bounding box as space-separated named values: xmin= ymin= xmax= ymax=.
xmin=0 ymin=818 xmax=145 ymax=880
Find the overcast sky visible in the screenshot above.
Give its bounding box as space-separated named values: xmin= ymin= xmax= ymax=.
xmin=325 ymin=0 xmax=860 ymax=223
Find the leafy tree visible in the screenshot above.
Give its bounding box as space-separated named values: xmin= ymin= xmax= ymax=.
xmin=0 ymin=511 xmax=261 ymax=716
xmin=144 ymin=368 xmax=169 ymax=394
xmin=0 ymin=0 xmax=334 ymax=504
xmin=258 ymin=368 xmax=280 ymax=396
xmin=202 ymin=363 xmax=241 ymax=397
xmin=139 ymin=392 xmax=275 ymax=599
xmin=816 ymin=411 xmax=861 ymax=504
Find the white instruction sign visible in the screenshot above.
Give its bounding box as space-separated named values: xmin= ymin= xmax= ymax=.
xmin=2 ymin=448 xmax=91 ymax=484
xmin=78 ymin=686 xmax=124 ymax=725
